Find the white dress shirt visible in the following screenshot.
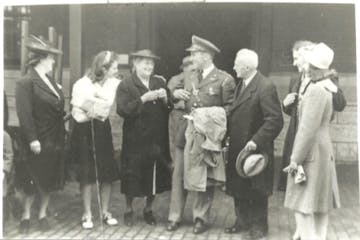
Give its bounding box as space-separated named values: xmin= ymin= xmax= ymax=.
xmin=202 ymin=63 xmax=215 ymax=79
xmin=243 ymin=70 xmax=258 ymax=88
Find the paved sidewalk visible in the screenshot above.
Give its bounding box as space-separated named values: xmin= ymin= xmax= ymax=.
xmin=3 ymin=165 xmax=360 ymax=240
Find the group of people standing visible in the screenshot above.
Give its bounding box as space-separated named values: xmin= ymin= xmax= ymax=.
xmin=12 ymin=33 xmax=346 ymax=240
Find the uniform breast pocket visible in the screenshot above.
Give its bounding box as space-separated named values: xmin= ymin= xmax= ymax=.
xmin=207 ymin=87 xmax=220 ymax=97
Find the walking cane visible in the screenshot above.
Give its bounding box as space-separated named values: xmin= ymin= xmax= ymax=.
xmin=90 ymin=119 xmax=104 ymax=232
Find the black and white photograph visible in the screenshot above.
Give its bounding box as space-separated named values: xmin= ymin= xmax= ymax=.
xmin=1 ymin=1 xmax=358 ymax=239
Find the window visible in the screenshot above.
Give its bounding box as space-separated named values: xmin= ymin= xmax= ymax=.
xmin=4 ymin=6 xmax=31 ymax=69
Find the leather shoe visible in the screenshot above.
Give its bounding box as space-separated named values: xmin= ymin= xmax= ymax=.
xmin=224 ymin=221 xmax=247 ymax=234
xmin=39 ymin=217 xmax=51 ymax=232
xmin=143 ymin=210 xmax=156 ymax=225
xmin=123 ymin=211 xmax=134 ymax=227
xmin=250 ymin=226 xmax=268 ymax=239
xmin=19 ymin=219 xmax=30 ymax=234
xmin=193 ymin=218 xmax=207 ymax=234
xmin=167 ymin=221 xmax=180 ymax=231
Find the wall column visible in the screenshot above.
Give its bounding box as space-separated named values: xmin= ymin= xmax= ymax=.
xmin=250 ymin=3 xmax=273 ymax=76
xmin=69 ymin=5 xmax=82 ymax=90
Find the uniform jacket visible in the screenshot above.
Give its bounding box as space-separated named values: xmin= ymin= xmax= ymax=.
xmin=226 ymin=72 xmax=283 ymax=198
xmin=284 ymin=79 xmax=341 ymax=213
xmin=169 ymin=67 xmax=236 ymax=148
xmin=184 ymin=67 xmax=236 ymax=115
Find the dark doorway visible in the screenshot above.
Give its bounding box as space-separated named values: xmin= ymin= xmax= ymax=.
xmin=152 ymin=3 xmax=255 ymax=80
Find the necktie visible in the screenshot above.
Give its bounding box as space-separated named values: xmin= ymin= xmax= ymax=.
xmin=236 ymin=80 xmax=246 ymax=98
xmin=197 ymin=69 xmax=203 ymax=82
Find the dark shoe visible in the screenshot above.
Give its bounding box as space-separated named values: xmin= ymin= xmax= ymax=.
xmin=224 ymin=221 xmax=247 ymax=234
xmin=19 ymin=219 xmax=30 ymax=234
xmin=167 ymin=221 xmax=180 ymax=231
xmin=39 ymin=217 xmax=51 ymax=232
xmin=143 ymin=210 xmax=156 ymax=225
xmin=123 ymin=211 xmax=134 ymax=227
xmin=250 ymin=226 xmax=268 ymax=239
xmin=193 ymin=218 xmax=207 ymax=234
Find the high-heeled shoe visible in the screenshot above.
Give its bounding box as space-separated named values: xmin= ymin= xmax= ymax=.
xmin=103 ymin=212 xmax=118 ymax=226
xmin=81 ymin=215 xmax=93 ymax=229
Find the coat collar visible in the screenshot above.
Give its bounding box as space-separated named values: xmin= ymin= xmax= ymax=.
xmin=28 ymin=68 xmax=63 ymax=99
xmin=230 ymin=72 xmax=260 ymax=113
xmin=132 ymin=72 xmax=157 ymax=92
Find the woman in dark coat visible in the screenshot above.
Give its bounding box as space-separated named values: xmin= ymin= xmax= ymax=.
xmin=15 ymin=35 xmax=65 ymax=234
xmin=116 ymin=49 xmax=172 ymax=226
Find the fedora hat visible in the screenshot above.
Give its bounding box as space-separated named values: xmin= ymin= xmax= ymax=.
xmin=186 ymin=35 xmax=221 ymax=55
xmin=129 ymin=49 xmax=160 ymax=60
xmin=304 ymin=42 xmax=334 ymax=70
xmin=236 ymin=148 xmax=268 ymax=178
xmin=26 ymin=35 xmax=62 ymax=55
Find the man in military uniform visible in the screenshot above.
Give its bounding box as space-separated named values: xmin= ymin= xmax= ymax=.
xmin=167 ymin=35 xmax=236 ymax=234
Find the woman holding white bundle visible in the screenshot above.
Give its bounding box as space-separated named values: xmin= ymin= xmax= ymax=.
xmin=70 ymin=51 xmax=121 ymax=229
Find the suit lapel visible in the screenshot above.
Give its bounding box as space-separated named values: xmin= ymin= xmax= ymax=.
xmin=292 ymin=73 xmax=302 ymax=93
xmin=47 ymin=74 xmax=64 ymax=100
xmin=230 ymin=73 xmax=259 ymax=113
xmin=31 ymin=69 xmax=60 ymax=99
xmin=198 ymin=67 xmax=218 ymax=89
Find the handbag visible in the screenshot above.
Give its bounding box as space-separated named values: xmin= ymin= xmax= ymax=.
xmin=294 ymin=165 xmax=306 ymax=184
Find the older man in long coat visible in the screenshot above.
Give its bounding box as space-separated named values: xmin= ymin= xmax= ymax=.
xmin=225 ymin=49 xmax=283 ymax=239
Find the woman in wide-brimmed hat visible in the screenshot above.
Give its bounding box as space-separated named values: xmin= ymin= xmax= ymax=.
xmin=284 ymin=43 xmax=341 ymax=240
xmin=15 ymin=35 xmax=65 ymax=234
xmin=116 ymin=49 xmax=172 ymax=226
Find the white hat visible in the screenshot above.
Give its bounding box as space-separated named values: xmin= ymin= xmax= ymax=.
xmin=304 ymin=42 xmax=334 ymax=69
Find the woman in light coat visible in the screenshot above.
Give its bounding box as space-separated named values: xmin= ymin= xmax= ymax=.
xmin=284 ymin=43 xmax=341 ymax=240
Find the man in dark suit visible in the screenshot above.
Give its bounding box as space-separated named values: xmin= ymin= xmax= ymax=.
xmin=225 ymin=49 xmax=283 ymax=239
xmin=278 ymin=40 xmax=347 ymax=191
xmin=167 ymin=35 xmax=236 ymax=234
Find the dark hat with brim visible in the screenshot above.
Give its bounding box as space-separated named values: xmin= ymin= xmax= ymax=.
xmin=186 ymin=35 xmax=221 ymax=55
xmin=236 ymin=148 xmax=268 ymax=178
xmin=130 ymin=49 xmax=160 ymax=61
xmin=26 ymin=35 xmax=62 ymax=55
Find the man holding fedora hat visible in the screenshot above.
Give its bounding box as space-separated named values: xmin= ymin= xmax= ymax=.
xmin=225 ymin=49 xmax=283 ymax=239
xmin=166 ymin=35 xmax=236 ymax=234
